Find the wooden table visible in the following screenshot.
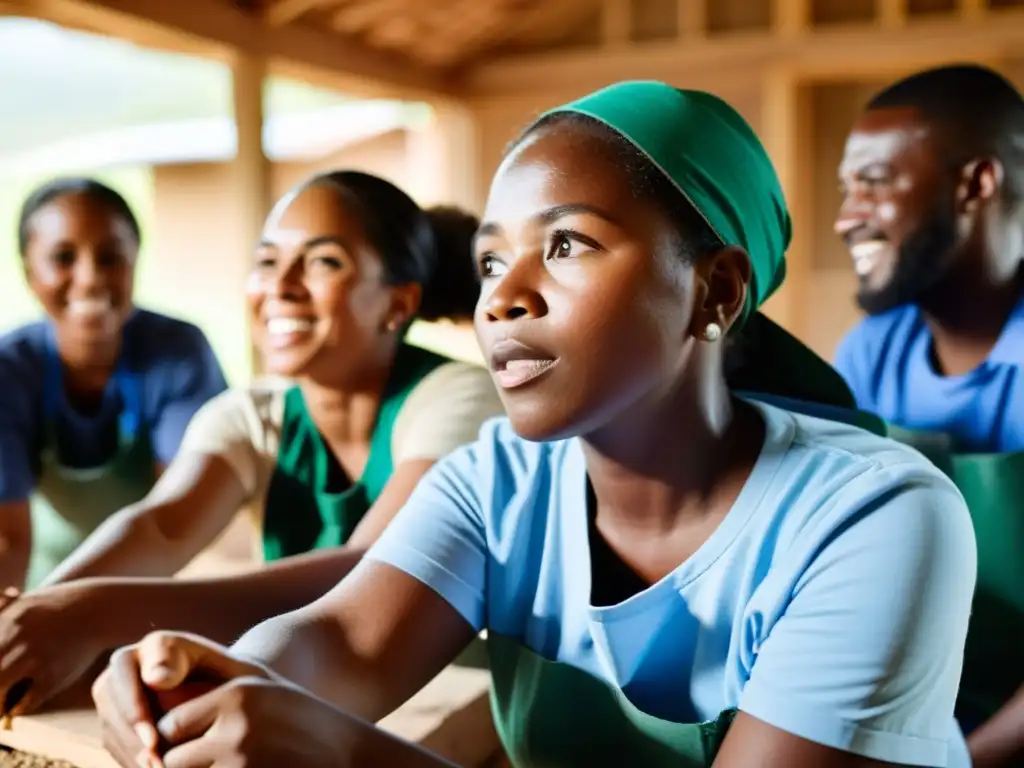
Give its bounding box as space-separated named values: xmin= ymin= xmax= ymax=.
xmin=0 ymin=662 xmax=498 ymax=767
xmin=0 ymin=518 xmax=502 ymax=765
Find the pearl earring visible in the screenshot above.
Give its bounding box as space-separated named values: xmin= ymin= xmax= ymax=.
xmin=703 ymin=322 xmax=722 ymax=342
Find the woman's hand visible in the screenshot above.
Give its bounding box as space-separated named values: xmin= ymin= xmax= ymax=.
xmin=151 ymin=677 xmax=352 ymax=768
xmin=92 ymin=631 xmax=271 ymax=767
xmin=0 ymin=582 xmax=115 ymax=715
xmin=93 ymin=631 xmax=359 ymax=768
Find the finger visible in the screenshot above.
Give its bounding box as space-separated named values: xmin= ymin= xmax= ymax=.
xmin=137 ymin=632 xmax=263 ymax=691
xmin=93 ymin=647 xmax=159 ymax=755
xmin=156 ymin=684 xmax=228 ymax=745
xmin=100 ymin=718 xmax=162 ymax=768
xmin=0 ymin=588 xmax=19 ymax=611
xmin=163 ymin=733 xmax=221 ymax=768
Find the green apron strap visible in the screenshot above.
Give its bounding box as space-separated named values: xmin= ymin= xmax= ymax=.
xmin=29 ymin=341 xmax=156 ymax=588
xmin=360 ymin=344 xmax=451 ymax=500
xmin=949 ymin=451 xmax=1024 ymax=729
xmin=262 ymin=344 xmax=450 ymax=562
xmin=488 ymin=633 xmax=736 ymax=767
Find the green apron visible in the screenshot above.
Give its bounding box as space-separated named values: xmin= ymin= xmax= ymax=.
xmin=27 ymin=332 xmax=155 ymax=588
xmin=886 ymin=425 xmax=1024 ymax=731
xmin=488 ymin=634 xmax=737 ymax=767
xmin=950 ymin=450 xmax=1024 ymax=730
xmin=487 ymin=398 xmax=883 ymax=767
xmin=261 ymin=344 xmax=448 ymax=562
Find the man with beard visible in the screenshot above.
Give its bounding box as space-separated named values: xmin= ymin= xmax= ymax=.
xmin=833 ymin=64 xmax=1024 ymax=454
xmin=834 ymin=64 xmax=1024 ymax=768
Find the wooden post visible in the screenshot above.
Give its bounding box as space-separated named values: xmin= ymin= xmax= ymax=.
xmin=759 ymin=67 xmax=813 ymax=337
xmin=677 ymin=0 xmax=706 ymax=39
xmin=406 ymin=98 xmax=481 ymax=212
xmin=231 ymin=50 xmax=271 ymax=380
xmin=877 ymin=0 xmax=907 ymax=28
xmin=957 ymin=0 xmax=985 ymax=21
xmin=601 ymin=0 xmax=631 ymax=48
xmin=773 ymin=0 xmax=809 ymax=38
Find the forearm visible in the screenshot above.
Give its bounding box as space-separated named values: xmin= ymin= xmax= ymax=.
xmin=342 ymin=710 xmax=458 ymax=768
xmin=86 ymin=546 xmax=367 ymax=648
xmin=231 ymin=601 xmax=384 ymax=718
xmin=967 ymin=686 xmax=1024 ymax=768
xmin=42 ymin=507 xmax=190 ymax=586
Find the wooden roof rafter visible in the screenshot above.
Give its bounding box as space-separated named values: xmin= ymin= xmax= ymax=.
xmin=461 ymin=0 xmax=1024 ymax=95
xmin=9 ymin=0 xmax=453 ymax=99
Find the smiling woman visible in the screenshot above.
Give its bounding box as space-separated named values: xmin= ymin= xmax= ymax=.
xmin=0 ymin=178 xmax=228 ymax=591
xmin=0 ymin=171 xmax=503 ymax=717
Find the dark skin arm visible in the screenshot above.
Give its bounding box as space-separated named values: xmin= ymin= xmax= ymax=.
xmin=713 ymin=713 xmax=918 ymax=768
xmin=0 ymin=501 xmax=31 ymax=590
xmin=230 ymin=560 xmax=478 ymax=722
xmin=42 ymin=457 xmax=437 ymax=645
xmin=232 ymin=563 xmax=905 ymax=768
xmin=42 ymin=453 xmax=247 ymax=584
xmin=0 ymin=455 xmax=436 ymax=718
xmin=965 ymin=689 xmax=1024 ymax=768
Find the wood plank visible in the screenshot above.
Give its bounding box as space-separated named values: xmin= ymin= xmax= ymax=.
xmin=0 ymin=664 xmax=496 ymax=768
xmin=263 ymin=0 xmax=340 ymax=27
xmin=461 ymin=9 xmax=1024 ymax=95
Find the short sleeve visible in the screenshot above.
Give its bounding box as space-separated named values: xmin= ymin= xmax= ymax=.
xmin=177 ymin=389 xmax=263 ymax=497
xmin=391 ymin=363 xmax=504 ymax=465
xmin=148 ymin=325 xmax=229 ymax=465
xmin=0 ymin=358 xmax=37 ymax=502
xmin=738 ymin=478 xmax=976 ymax=766
xmin=365 ymin=437 xmax=489 ymax=630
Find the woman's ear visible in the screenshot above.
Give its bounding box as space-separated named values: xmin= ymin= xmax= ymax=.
xmin=381 ymin=282 xmax=422 ymax=334
xmin=688 ymin=246 xmax=751 ymax=341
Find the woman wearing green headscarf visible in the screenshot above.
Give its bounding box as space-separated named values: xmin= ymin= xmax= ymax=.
xmin=93 ymin=82 xmax=974 ymax=768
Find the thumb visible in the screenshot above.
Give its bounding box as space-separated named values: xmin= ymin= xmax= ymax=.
xmin=137 ymin=632 xmax=266 ymax=691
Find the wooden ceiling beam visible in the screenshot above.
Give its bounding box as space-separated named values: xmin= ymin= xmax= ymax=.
xmin=332 ymin=0 xmax=405 ymax=34
xmin=459 ymin=10 xmax=1024 ymax=96
xmin=16 ymin=0 xmax=449 ymax=98
xmin=263 ymin=0 xmax=341 ymax=27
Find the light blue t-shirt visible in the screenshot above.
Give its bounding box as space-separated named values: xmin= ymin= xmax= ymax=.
xmin=834 ymin=295 xmax=1024 ymax=453
xmin=367 ymin=400 xmax=976 ymax=767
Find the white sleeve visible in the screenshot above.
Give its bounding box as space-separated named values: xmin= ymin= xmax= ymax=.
xmin=391 ymin=362 xmax=505 ymax=464
xmin=178 ymin=389 xmax=264 ymax=497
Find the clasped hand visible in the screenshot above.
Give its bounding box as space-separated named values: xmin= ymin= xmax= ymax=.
xmin=93 ymin=631 xmax=349 ymax=768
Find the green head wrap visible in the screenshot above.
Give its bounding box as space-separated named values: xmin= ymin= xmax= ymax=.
xmin=532 ymin=80 xmax=869 ymax=417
